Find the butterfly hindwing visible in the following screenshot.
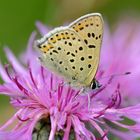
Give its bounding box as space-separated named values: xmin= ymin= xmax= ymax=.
xmin=37 ymin=28 xmax=89 ymax=86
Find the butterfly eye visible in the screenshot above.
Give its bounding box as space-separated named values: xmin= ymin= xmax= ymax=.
xmin=91 ymin=79 xmax=101 ymax=90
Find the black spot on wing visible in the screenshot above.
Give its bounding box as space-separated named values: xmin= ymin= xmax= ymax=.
xmin=71 ymin=53 xmax=75 ymax=57
xmin=88 ymin=45 xmax=96 ymax=48
xmin=58 ymin=47 xmax=61 ymax=50
xmin=72 ymin=66 xmax=75 ymax=69
xmin=84 ymin=39 xmax=88 ymax=44
xmin=92 ymin=33 xmax=95 ymax=38
xmin=95 ymin=37 xmax=98 ymax=40
xmin=88 ymin=64 xmax=91 ymax=68
xmin=69 ymin=42 xmax=72 ymax=46
xmin=79 ymin=47 xmax=83 ymax=51
xmin=80 ymin=57 xmax=85 ymax=61
xmin=88 ymin=56 xmax=92 ymax=59
xmin=67 ymin=52 xmax=70 ymax=55
xmin=70 ymin=59 xmax=74 ymax=62
xmin=80 ymin=67 xmax=83 ymax=71
xmin=87 ymin=33 xmax=91 ymax=38
xmin=79 ymin=27 xmax=84 ymax=30
xmin=52 ymin=50 xmax=58 ymax=53
xmin=51 ymin=58 xmax=54 ymax=61
xmin=59 ymin=61 xmax=63 ymax=64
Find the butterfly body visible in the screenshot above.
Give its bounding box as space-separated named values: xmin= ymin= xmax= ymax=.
xmin=36 ymin=13 xmax=104 ymax=89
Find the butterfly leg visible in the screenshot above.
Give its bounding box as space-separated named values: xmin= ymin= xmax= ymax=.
xmin=59 ymin=81 xmax=67 ymax=87
xmin=79 ymin=88 xmax=91 ymax=109
xmin=74 ymin=87 xmax=91 ymax=109
xmin=87 ymin=93 xmax=91 ymax=110
xmin=74 ymin=87 xmax=85 ymax=100
xmin=78 ymin=87 xmax=85 ymax=94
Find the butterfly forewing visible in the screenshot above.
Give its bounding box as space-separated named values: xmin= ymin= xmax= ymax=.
xmin=69 ymin=13 xmax=104 ymax=86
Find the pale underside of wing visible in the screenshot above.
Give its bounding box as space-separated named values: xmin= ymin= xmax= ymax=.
xmin=69 ymin=13 xmax=104 ymax=87
xmin=37 ymin=13 xmax=103 ymax=88
xmin=37 ymin=28 xmax=90 ymax=87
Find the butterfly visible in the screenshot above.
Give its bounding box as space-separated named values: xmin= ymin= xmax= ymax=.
xmin=36 ymin=13 xmax=104 ymax=91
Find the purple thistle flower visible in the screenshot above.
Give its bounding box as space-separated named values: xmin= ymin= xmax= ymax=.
xmin=0 ymin=18 xmax=140 ymax=140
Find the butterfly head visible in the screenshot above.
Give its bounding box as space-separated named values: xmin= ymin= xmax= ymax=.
xmin=90 ymin=79 xmax=101 ymax=90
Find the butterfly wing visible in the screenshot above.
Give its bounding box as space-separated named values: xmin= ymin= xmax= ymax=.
xmin=36 ymin=28 xmax=89 ymax=87
xmin=69 ymin=13 xmax=104 ymax=87
xmin=36 ymin=13 xmax=103 ymax=88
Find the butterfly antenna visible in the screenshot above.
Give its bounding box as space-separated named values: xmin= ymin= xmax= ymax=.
xmin=100 ymin=71 xmax=131 ymax=79
xmin=91 ymin=72 xmax=131 ymax=98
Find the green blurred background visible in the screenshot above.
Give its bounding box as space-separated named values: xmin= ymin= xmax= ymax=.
xmin=0 ymin=0 xmax=140 ymax=139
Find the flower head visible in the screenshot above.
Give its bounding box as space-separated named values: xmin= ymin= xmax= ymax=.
xmin=0 ymin=19 xmax=140 ymax=140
